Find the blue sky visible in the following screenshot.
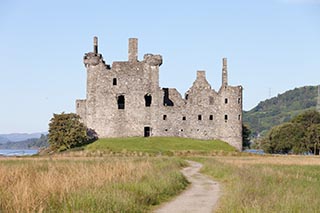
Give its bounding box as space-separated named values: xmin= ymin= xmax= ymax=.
xmin=0 ymin=0 xmax=319 ymax=133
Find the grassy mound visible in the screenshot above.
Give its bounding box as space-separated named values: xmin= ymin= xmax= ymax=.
xmin=85 ymin=137 xmax=236 ymax=155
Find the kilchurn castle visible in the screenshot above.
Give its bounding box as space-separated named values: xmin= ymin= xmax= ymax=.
xmin=76 ymin=37 xmax=243 ymax=150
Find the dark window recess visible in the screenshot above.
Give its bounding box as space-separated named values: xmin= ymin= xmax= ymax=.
xmin=113 ymin=78 xmax=117 ymax=85
xmin=185 ymin=94 xmax=189 ymax=100
xmin=144 ymin=127 xmax=151 ymax=137
xmin=198 ymin=115 xmax=202 ymax=120
xmin=182 ymin=116 xmax=186 ymax=120
xmin=163 ymin=115 xmax=167 ymax=120
xmin=209 ymin=96 xmax=214 ymax=105
xmin=180 ymin=129 xmax=184 ymax=132
xmin=145 ymin=94 xmax=152 ymax=107
xmin=165 ymin=129 xmax=168 ymax=131
xmin=238 ymin=114 xmax=241 ymax=120
xmin=238 ymin=98 xmax=241 ymax=104
xmin=224 ymin=114 xmax=228 ymax=122
xmin=117 ymin=95 xmax=125 ymax=109
xmin=163 ymin=88 xmax=174 ymax=106
xmin=225 ymin=98 xmax=228 ymax=104
xmin=209 ymin=115 xmax=213 ymax=120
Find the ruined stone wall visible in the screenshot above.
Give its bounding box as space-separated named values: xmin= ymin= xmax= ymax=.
xmin=76 ymin=37 xmax=243 ymax=150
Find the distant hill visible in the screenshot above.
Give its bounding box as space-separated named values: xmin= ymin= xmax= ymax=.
xmin=243 ymin=86 xmax=319 ymax=136
xmin=0 ymin=134 xmax=48 ymax=149
xmin=0 ymin=132 xmax=47 ymax=143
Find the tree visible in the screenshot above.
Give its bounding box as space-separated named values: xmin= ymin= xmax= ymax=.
xmin=261 ymin=110 xmax=320 ymax=154
xmin=48 ymin=113 xmax=96 ymax=152
xmin=242 ymin=124 xmax=251 ymax=150
xmin=304 ymin=124 xmax=320 ymax=155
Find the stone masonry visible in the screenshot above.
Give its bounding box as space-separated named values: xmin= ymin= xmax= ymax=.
xmin=76 ymin=37 xmax=243 ymax=150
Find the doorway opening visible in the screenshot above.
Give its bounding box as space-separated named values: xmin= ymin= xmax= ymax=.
xmin=144 ymin=126 xmax=151 ymax=137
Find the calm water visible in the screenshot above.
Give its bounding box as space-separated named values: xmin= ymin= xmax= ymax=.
xmin=0 ymin=149 xmax=38 ymax=156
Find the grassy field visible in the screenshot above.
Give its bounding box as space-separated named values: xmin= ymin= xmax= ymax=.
xmin=85 ymin=137 xmax=236 ymax=155
xmin=0 ymin=156 xmax=188 ymax=212
xmin=197 ymin=155 xmax=320 ymax=212
xmin=2 ymin=137 xmax=319 ymax=212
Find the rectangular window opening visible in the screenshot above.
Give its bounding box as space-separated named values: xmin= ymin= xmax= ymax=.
xmin=209 ymin=115 xmax=213 ymax=120
xmin=163 ymin=115 xmax=167 ymax=120
xmin=113 ymin=78 xmax=117 ymax=86
xmin=225 ymin=98 xmax=228 ymax=104
xmin=198 ymin=115 xmax=202 ymax=120
xmin=182 ymin=116 xmax=186 ymax=120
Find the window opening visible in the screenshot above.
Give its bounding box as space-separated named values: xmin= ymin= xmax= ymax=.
xmin=209 ymin=115 xmax=213 ymax=120
xmin=238 ymin=114 xmax=241 ymax=120
xmin=163 ymin=88 xmax=174 ymax=106
xmin=224 ymin=114 xmax=228 ymax=122
xmin=144 ymin=94 xmax=152 ymax=107
xmin=238 ymin=98 xmax=241 ymax=104
xmin=113 ymin=78 xmax=117 ymax=85
xmin=185 ymin=94 xmax=189 ymax=100
xmin=198 ymin=115 xmax=202 ymax=120
xmin=182 ymin=116 xmax=186 ymax=120
xmin=225 ymin=98 xmax=228 ymax=104
xmin=163 ymin=115 xmax=167 ymax=120
xmin=117 ymin=95 xmax=125 ymax=109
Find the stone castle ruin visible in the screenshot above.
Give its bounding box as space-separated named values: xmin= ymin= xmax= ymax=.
xmin=76 ymin=37 xmax=243 ymax=150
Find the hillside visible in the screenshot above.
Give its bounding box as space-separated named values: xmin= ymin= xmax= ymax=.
xmin=85 ymin=137 xmax=236 ymax=154
xmin=0 ymin=134 xmax=48 ymax=149
xmin=0 ymin=132 xmax=47 ymax=143
xmin=243 ymin=85 xmax=318 ymax=136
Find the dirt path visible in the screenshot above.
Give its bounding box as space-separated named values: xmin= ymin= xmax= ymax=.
xmin=154 ymin=160 xmax=221 ymax=213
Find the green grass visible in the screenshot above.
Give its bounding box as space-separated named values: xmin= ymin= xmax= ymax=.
xmin=196 ymin=156 xmax=320 ymax=212
xmin=85 ymin=137 xmax=236 ymax=155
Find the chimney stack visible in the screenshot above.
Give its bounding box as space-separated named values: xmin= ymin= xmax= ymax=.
xmin=93 ymin=36 xmax=98 ymax=54
xmin=222 ymin=58 xmax=228 ymax=86
xmin=128 ymin=38 xmax=138 ymax=62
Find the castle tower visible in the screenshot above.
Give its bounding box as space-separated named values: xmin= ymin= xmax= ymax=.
xmin=222 ymin=58 xmax=228 ymax=86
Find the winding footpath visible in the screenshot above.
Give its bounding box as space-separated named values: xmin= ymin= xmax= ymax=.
xmin=154 ymin=160 xmax=221 ymax=213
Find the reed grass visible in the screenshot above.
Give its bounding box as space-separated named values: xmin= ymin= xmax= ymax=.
xmin=0 ymin=157 xmax=188 ymax=212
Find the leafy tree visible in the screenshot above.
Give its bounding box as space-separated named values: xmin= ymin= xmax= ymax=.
xmin=291 ymin=110 xmax=320 ymax=129
xmin=242 ymin=124 xmax=251 ymax=150
xmin=262 ymin=110 xmax=320 ymax=154
xmin=304 ymin=124 xmax=320 ymax=155
xmin=48 ymin=113 xmax=97 ymax=152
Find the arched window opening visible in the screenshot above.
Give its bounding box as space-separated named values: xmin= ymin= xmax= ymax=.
xmin=117 ymin=95 xmax=125 ymax=109
xmin=145 ymin=94 xmax=152 ymax=107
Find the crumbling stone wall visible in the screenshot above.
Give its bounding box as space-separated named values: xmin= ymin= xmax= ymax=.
xmin=76 ymin=37 xmax=243 ymax=150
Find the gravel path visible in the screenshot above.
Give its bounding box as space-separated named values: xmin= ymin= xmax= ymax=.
xmin=154 ymin=160 xmax=221 ymax=213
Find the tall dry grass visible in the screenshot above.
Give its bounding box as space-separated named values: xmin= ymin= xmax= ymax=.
xmin=0 ymin=157 xmax=188 ymax=212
